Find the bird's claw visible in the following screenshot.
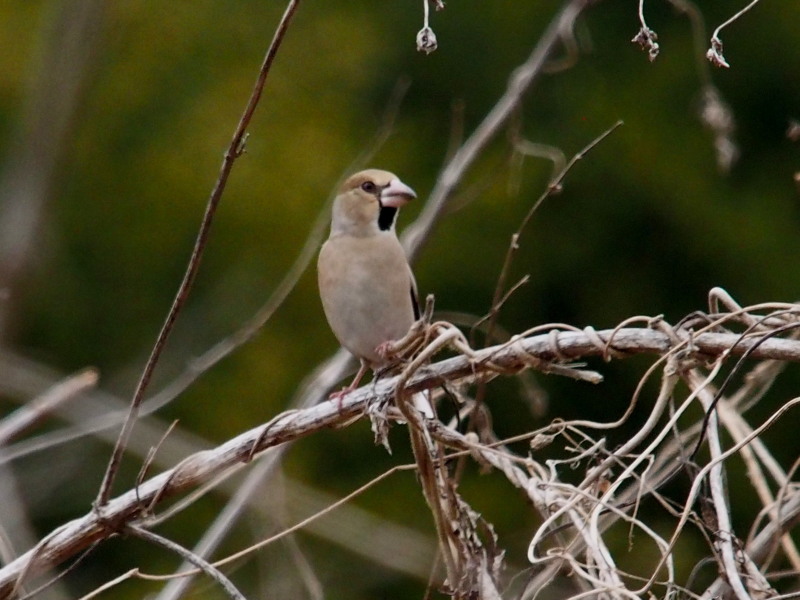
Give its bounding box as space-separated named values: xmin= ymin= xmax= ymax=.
xmin=375 ymin=340 xmax=398 ymax=362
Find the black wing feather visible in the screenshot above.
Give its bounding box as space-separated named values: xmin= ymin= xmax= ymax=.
xmin=410 ymin=286 xmax=420 ymax=320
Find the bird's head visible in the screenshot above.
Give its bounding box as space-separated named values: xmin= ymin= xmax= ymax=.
xmin=330 ymin=169 xmax=416 ymax=236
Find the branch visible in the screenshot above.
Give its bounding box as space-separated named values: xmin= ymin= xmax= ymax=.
xmin=0 ymin=367 xmax=98 ymax=445
xmin=402 ymin=0 xmax=594 ymax=262
xmin=4 ymin=311 xmax=800 ymax=595
xmin=126 ymin=526 xmax=245 ymax=600
xmin=95 ymin=0 xmax=303 ymax=508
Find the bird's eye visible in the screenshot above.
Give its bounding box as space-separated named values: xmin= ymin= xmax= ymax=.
xmin=361 ymin=181 xmax=377 ymax=194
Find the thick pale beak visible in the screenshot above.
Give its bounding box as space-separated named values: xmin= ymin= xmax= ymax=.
xmin=381 ymin=178 xmax=417 ymax=208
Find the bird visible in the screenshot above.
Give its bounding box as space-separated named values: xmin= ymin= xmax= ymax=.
xmin=318 ymin=169 xmax=421 ymax=401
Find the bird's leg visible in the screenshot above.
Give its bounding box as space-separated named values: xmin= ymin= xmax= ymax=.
xmin=376 ymin=319 xmax=427 ymax=364
xmin=329 ymin=359 xmax=370 ymax=409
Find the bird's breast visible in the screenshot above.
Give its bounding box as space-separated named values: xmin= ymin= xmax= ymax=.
xmin=318 ymin=235 xmax=415 ymax=364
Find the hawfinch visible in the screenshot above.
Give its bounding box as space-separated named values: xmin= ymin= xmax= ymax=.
xmin=318 ymin=169 xmax=420 ymax=397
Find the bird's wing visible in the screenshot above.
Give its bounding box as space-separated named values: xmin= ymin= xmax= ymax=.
xmin=409 ymin=265 xmax=420 ymax=320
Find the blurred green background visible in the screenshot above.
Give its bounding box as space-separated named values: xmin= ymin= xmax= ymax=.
xmin=0 ymin=1 xmax=799 ymax=598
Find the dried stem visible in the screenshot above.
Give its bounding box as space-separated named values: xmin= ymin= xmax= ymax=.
xmin=95 ymin=0 xmax=303 ymax=508
xmin=0 ymin=368 xmax=98 ymax=445
xmin=127 ymin=525 xmax=246 ymax=600
xmin=3 ymin=302 xmax=800 ymax=595
xmin=707 ymin=0 xmax=762 ymax=68
xmin=403 ymin=0 xmax=594 ymax=262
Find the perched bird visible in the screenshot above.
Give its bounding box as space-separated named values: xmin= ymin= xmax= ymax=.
xmin=318 ymin=169 xmax=420 ymax=399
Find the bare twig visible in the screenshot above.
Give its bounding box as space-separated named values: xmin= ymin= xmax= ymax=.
xmin=150 ymin=78 xmax=412 ymax=600
xmin=208 ymin=464 xmax=419 ymax=572
xmin=126 ymin=525 xmax=245 ymax=600
xmin=481 ymin=120 xmax=623 ymax=349
xmin=141 ymin=76 xmax=410 ymax=423
xmin=75 ymin=569 xmax=139 ymax=600
xmin=0 ymin=368 xmax=98 ymax=445
xmin=3 ymin=305 xmax=800 ymax=594
xmin=14 ymin=543 xmax=101 ymax=600
xmin=403 ymin=0 xmax=594 ymax=263
xmin=135 ymin=420 xmax=179 ymax=506
xmin=95 ymin=0 xmax=303 ymax=508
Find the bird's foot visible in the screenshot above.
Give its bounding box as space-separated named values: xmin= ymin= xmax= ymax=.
xmin=376 ymin=319 xmax=429 ymax=363
xmin=328 ymin=360 xmax=371 ymax=412
xmin=375 ymin=340 xmax=399 ymax=362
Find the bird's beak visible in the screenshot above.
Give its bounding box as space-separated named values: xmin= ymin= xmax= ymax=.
xmin=380 ymin=178 xmax=417 ymax=208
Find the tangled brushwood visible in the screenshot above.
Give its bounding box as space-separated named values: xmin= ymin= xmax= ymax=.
xmin=2 ymin=288 xmax=799 ymax=599
xmin=364 ymin=287 xmax=800 ymax=599
xmin=0 ymin=0 xmax=790 ymax=597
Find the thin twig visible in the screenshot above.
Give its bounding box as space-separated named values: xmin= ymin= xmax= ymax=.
xmin=706 ymin=0 xmax=762 ymax=68
xmin=141 ymin=76 xmax=410 ymax=421
xmin=469 ymin=120 xmax=622 ymax=464
xmin=150 ymin=78 xmax=411 ymax=600
xmin=403 ymin=0 xmax=594 ymax=263
xmin=136 ymin=420 xmax=179 ymax=507
xmin=0 ymin=367 xmax=98 ymax=445
xmin=16 ymin=543 xmax=99 ymax=600
xmin=75 ymin=569 xmax=139 ymax=600
xmin=480 ymin=120 xmax=623 ymax=349
xmin=127 ymin=525 xmax=245 ymax=600
xmin=4 ymin=307 xmax=800 ymax=594
xmin=95 ymin=0 xmax=303 ymax=508
xmin=124 ymin=464 xmax=419 ymax=586
xmin=210 ymin=464 xmax=418 ymax=571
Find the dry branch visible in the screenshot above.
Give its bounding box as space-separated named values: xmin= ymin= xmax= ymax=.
xmin=403 ymin=0 xmax=595 ymax=262
xmin=148 ymin=0 xmax=603 ymax=589
xmin=2 ymin=309 xmax=800 ymax=597
xmin=0 ymin=368 xmax=98 ymax=446
xmin=95 ymin=0 xmax=303 ymax=508
xmin=126 ymin=526 xmax=246 ymax=600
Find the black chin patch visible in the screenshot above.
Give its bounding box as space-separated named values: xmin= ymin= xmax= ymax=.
xmin=378 ymin=206 xmax=397 ymax=231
